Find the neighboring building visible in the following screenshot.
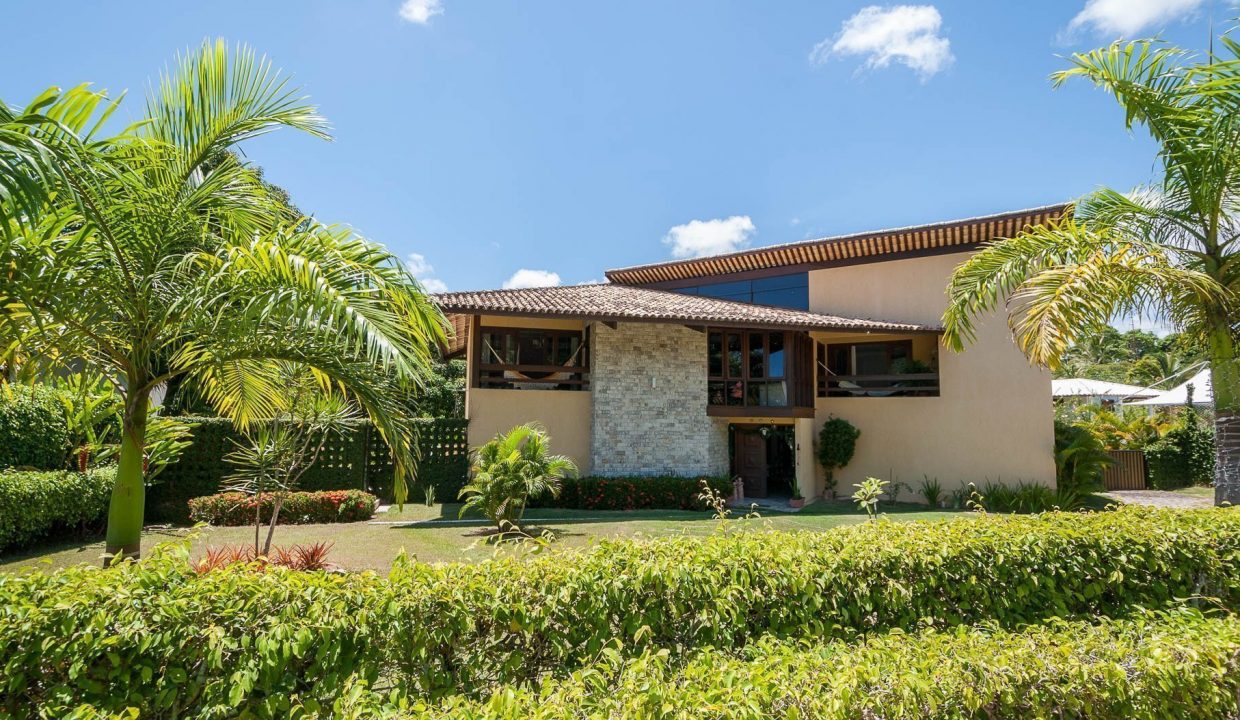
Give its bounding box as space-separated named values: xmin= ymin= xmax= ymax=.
xmin=436 ymin=205 xmax=1064 ymax=501
xmin=1051 ymin=378 xmax=1159 ymax=410
xmin=1129 ymin=367 xmax=1213 ymax=409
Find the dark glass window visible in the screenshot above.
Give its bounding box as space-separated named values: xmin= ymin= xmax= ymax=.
xmin=708 ymin=330 xmax=791 ymax=409
xmin=671 ymin=272 xmax=808 ymax=310
xmin=708 ymin=332 xmax=723 ymax=377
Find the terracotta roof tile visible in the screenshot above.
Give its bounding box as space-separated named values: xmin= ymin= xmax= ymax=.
xmin=434 ymin=283 xmax=939 ymax=334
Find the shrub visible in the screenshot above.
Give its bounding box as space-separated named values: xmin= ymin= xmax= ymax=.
xmin=194 ymin=542 xmax=335 ymax=572
xmin=2 ymin=506 xmax=1240 ymax=715
xmin=0 ymin=384 xmax=70 ymax=471
xmin=817 ymin=416 xmax=859 ymax=494
xmin=530 ymin=475 xmax=731 ymax=511
xmin=1054 ymin=420 xmax=1112 ymax=493
xmin=1147 ymin=415 xmax=1215 ymax=489
xmin=977 ymin=480 xmax=1059 ymax=513
xmin=460 ymin=424 xmax=576 ymax=528
xmin=0 ymin=467 xmax=115 ymax=551
xmin=415 ymin=611 xmax=1240 ymax=720
xmin=187 ymin=489 xmax=378 ymax=526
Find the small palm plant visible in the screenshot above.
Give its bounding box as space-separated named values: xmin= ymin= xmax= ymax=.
xmin=460 ymin=424 xmax=577 ymax=531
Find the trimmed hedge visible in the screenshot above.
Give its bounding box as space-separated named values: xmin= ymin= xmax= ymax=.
xmin=528 ymin=475 xmax=731 ymax=511
xmin=148 ymin=417 xmax=468 ymax=522
xmin=2 ymin=507 xmax=1240 ymax=715
xmin=411 ymin=611 xmax=1240 ymax=719
xmin=0 ymin=385 xmax=70 ymax=471
xmin=0 ymin=467 xmax=115 ymax=552
xmin=187 ymin=490 xmax=379 ymax=526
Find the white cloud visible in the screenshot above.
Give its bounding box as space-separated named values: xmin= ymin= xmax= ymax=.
xmin=406 ymin=252 xmax=448 ymax=293
xmin=502 ymin=269 xmax=562 ymax=289
xmin=663 ymin=216 xmax=757 ymax=259
xmin=811 ymin=5 xmax=954 ymax=80
xmin=1067 ymin=0 xmax=1206 ymax=37
xmin=399 ymin=0 xmax=443 ymax=25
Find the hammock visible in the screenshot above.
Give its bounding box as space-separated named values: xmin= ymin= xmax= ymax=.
xmin=484 ymin=336 xmax=585 ymax=389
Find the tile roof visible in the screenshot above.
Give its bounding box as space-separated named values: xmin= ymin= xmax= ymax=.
xmin=434 ymin=283 xmax=939 ymax=334
xmin=605 ymin=204 xmax=1071 ymax=286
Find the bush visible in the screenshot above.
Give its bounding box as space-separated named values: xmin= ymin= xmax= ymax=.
xmin=0 ymin=467 xmax=115 ymax=551
xmin=3 ymin=506 xmax=1240 ymax=715
xmin=817 ymin=416 xmax=859 ymax=494
xmin=529 ymin=475 xmax=731 ymax=511
xmin=1147 ymin=415 xmax=1216 ymax=489
xmin=411 ymin=611 xmax=1240 ymax=720
xmin=0 ymin=384 xmax=70 ymax=471
xmin=187 ymin=490 xmax=378 ymax=526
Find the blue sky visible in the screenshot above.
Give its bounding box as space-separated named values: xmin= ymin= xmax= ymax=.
xmin=0 ymin=1 xmax=1226 ymax=295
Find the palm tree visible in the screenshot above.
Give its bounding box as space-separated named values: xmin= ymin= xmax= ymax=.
xmin=460 ymin=424 xmax=578 ymax=529
xmin=943 ymin=33 xmax=1239 ymax=505
xmin=0 ymin=40 xmax=447 ymax=560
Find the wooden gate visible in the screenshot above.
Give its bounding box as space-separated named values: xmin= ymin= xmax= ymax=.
xmin=1102 ymin=450 xmax=1147 ymax=491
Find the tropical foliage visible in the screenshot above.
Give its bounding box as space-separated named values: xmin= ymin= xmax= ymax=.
xmin=2 ymin=506 xmax=1237 ymax=714
xmin=943 ymin=32 xmax=1240 ymax=504
xmin=460 ymin=423 xmax=577 ymax=528
xmin=0 ymin=40 xmax=447 ymax=558
xmin=1057 ymin=324 xmax=1203 ymax=385
xmin=816 ymin=416 xmax=859 ymax=495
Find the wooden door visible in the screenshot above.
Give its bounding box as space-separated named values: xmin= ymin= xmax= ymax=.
xmin=735 ymin=429 xmax=769 ymax=498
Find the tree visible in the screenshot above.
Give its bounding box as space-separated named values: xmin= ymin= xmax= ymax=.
xmin=0 ymin=40 xmax=447 ymax=560
xmin=460 ymin=424 xmax=577 ymax=530
xmin=943 ymin=32 xmax=1240 ymax=505
xmin=224 ymin=371 xmax=356 ymax=555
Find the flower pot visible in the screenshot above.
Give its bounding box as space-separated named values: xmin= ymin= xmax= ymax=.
xmin=789 ymin=497 xmax=806 ymax=509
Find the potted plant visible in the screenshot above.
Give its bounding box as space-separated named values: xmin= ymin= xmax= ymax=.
xmin=817 ymin=416 xmax=860 ymax=500
xmin=788 ymin=483 xmax=806 ymax=509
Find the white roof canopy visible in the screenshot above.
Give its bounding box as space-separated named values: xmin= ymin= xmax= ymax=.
xmin=1129 ymin=368 xmax=1214 ymax=407
xmin=1051 ymin=378 xmax=1158 ymax=400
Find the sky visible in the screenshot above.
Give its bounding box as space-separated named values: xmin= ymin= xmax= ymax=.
xmin=0 ymin=0 xmax=1229 ymax=299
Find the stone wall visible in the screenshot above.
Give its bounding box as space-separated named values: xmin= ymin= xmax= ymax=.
xmin=590 ymin=322 xmax=729 ymax=476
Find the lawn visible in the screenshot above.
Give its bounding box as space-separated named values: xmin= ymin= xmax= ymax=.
xmin=0 ymin=500 xmax=965 ymax=574
xmin=1173 ymin=485 xmax=1215 ymax=499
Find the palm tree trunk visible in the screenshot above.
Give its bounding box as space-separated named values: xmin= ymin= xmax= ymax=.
xmin=1209 ymin=327 xmax=1240 ymax=507
xmin=104 ymin=391 xmax=149 ymax=563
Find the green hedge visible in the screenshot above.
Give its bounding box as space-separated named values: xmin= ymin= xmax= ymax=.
xmin=2 ymin=507 xmax=1239 ymax=716
xmin=147 ymin=417 xmax=468 ymax=522
xmin=528 ymin=475 xmax=730 ymax=511
xmin=0 ymin=385 xmax=70 ymax=471
xmin=1147 ymin=418 xmax=1216 ymax=489
xmin=188 ymin=490 xmax=379 ymax=525
xmin=410 ymin=611 xmax=1240 ymax=720
xmin=0 ymin=467 xmax=115 ymax=551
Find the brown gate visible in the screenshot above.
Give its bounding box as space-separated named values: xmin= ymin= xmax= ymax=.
xmin=1102 ymin=450 xmax=1146 ymax=491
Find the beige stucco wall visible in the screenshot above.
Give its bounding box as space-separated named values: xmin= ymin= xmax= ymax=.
xmin=464 ymin=315 xmax=593 ymax=473
xmin=808 ymin=252 xmax=1055 ymax=498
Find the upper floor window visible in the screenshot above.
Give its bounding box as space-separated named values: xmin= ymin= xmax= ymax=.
xmin=709 ymin=330 xmax=790 ymax=408
xmin=476 ymin=327 xmax=588 ymax=390
xmin=674 ymin=273 xmax=808 ymax=310
xmin=817 ymin=339 xmax=939 ymax=397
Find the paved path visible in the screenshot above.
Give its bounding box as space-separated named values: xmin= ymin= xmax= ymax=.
xmin=1101 ymin=490 xmax=1212 ymax=509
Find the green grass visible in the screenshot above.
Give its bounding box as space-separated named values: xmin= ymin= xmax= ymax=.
xmin=0 ymin=500 xmax=965 ymax=574
xmin=1172 ymin=485 xmax=1215 ymax=499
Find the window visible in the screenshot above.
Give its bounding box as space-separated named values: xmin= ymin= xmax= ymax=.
xmin=673 ymin=273 xmax=809 ymax=310
xmin=708 ymin=330 xmax=789 ymax=408
xmin=476 ymin=327 xmax=588 ymax=390
xmin=817 ymin=339 xmax=938 ymax=397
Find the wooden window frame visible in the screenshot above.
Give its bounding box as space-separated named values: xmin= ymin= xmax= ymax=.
xmin=708 ymin=329 xmax=813 ymax=414
xmin=474 ymin=325 xmax=590 ymax=391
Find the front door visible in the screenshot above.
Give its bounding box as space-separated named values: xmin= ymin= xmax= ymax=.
xmin=735 ymin=429 xmax=769 ymax=498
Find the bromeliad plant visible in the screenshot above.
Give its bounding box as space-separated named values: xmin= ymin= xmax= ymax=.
xmin=460 ymin=424 xmax=578 ymax=530
xmin=0 ymin=40 xmax=446 ymax=560
xmin=942 ymin=30 xmax=1240 ymax=504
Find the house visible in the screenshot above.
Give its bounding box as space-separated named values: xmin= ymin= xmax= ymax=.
xmin=1129 ymin=366 xmax=1213 ymax=409
xmin=1051 ymin=378 xmax=1159 ymax=410
xmin=435 ymin=205 xmax=1064 ymax=501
